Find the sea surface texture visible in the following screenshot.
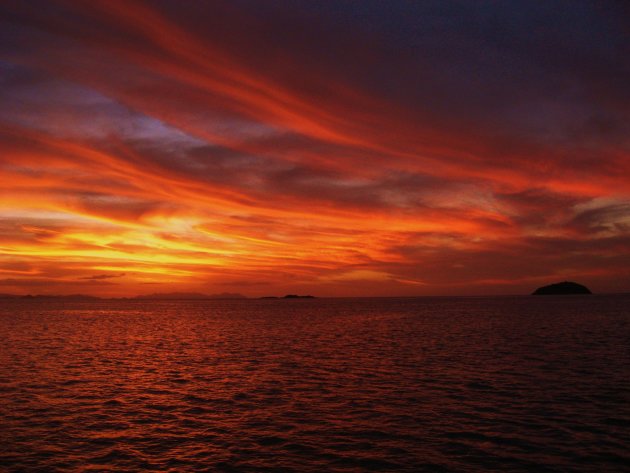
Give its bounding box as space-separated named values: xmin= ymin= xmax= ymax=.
xmin=1 ymin=296 xmax=629 ymax=472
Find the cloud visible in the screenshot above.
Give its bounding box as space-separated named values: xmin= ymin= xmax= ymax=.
xmin=79 ymin=273 xmax=126 ymax=280
xmin=0 ymin=277 xmax=115 ymax=287
xmin=568 ymin=200 xmax=630 ymax=235
xmin=0 ymin=1 xmax=628 ymax=296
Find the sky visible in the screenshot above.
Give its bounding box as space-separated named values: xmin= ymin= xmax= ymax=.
xmin=0 ymin=0 xmax=629 ymax=297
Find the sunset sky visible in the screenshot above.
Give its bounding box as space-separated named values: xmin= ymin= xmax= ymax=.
xmin=0 ymin=1 xmax=629 ymax=297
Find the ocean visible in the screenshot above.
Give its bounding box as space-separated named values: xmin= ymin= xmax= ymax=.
xmin=1 ymin=295 xmax=628 ymax=472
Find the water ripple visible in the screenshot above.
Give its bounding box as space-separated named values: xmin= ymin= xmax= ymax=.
xmin=1 ymin=296 xmax=629 ymax=471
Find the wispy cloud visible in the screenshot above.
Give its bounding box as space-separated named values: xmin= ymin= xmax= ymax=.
xmin=0 ymin=0 xmax=628 ymax=296
xmin=79 ymin=273 xmax=126 ymax=280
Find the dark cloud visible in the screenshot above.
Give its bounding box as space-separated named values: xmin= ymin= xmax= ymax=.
xmin=567 ymin=202 xmax=630 ymax=234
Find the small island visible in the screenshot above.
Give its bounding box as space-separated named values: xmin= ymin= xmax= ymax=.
xmin=532 ymin=281 xmax=592 ymax=295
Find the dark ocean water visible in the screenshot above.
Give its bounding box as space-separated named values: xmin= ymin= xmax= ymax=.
xmin=0 ymin=295 xmax=629 ymax=472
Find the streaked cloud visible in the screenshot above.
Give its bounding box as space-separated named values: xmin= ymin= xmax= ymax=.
xmin=0 ymin=0 xmax=628 ymax=296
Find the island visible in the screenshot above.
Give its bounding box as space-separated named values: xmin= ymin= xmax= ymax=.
xmin=532 ymin=281 xmax=592 ymax=295
xmin=259 ymin=294 xmax=316 ymax=299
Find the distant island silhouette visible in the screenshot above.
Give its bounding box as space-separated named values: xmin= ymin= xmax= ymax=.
xmin=532 ymin=281 xmax=592 ymax=295
xmin=260 ymin=294 xmax=316 ymax=299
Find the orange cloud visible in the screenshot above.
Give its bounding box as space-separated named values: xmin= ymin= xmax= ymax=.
xmin=0 ymin=1 xmax=629 ymax=296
